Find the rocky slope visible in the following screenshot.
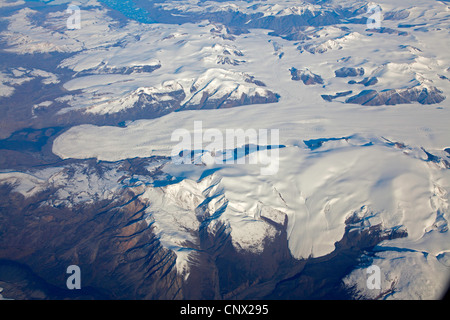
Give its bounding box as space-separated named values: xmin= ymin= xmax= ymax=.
xmin=345 ymin=84 xmax=446 ymax=106
xmin=290 ymin=67 xmax=324 ymax=85
xmin=0 ymin=155 xmax=412 ymax=300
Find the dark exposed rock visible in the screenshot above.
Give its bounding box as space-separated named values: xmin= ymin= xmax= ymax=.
xmin=297 ymin=41 xmax=341 ymax=54
xmin=225 ymin=26 xmax=250 ymax=36
xmin=399 ymin=44 xmax=422 ymax=52
xmin=184 ymin=90 xmax=280 ymax=110
xmin=321 ymin=91 xmax=353 ymax=102
xmin=348 ymin=77 xmax=378 ymax=87
xmin=217 ymin=55 xmax=245 ymax=65
xmin=289 ymin=67 xmax=324 ymax=85
xmin=397 ymin=23 xmax=427 ymax=29
xmin=269 ymin=27 xmax=311 ymax=41
xmin=74 ymin=62 xmax=161 ymax=76
xmin=303 ymin=136 xmax=352 ymax=150
xmin=421 ymin=148 xmax=450 ymax=169
xmin=366 ymin=27 xmax=408 ymax=36
xmin=0 ymin=179 xmax=182 ymax=299
xmin=345 ymin=89 xmax=392 ymax=105
xmin=345 ymin=85 xmax=446 ymax=106
xmin=335 ymin=67 xmax=365 ymax=77
xmin=383 ymin=10 xmax=410 ymax=21
xmin=244 ymin=75 xmax=266 ymax=87
xmin=281 ymin=32 xmax=311 ymax=41
xmin=445 ymin=148 xmax=450 ymax=157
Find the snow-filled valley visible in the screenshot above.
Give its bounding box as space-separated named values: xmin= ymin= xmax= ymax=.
xmin=0 ymin=0 xmax=449 ymax=300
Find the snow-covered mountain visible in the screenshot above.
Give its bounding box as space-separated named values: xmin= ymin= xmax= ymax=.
xmin=0 ymin=0 xmax=449 ymax=300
